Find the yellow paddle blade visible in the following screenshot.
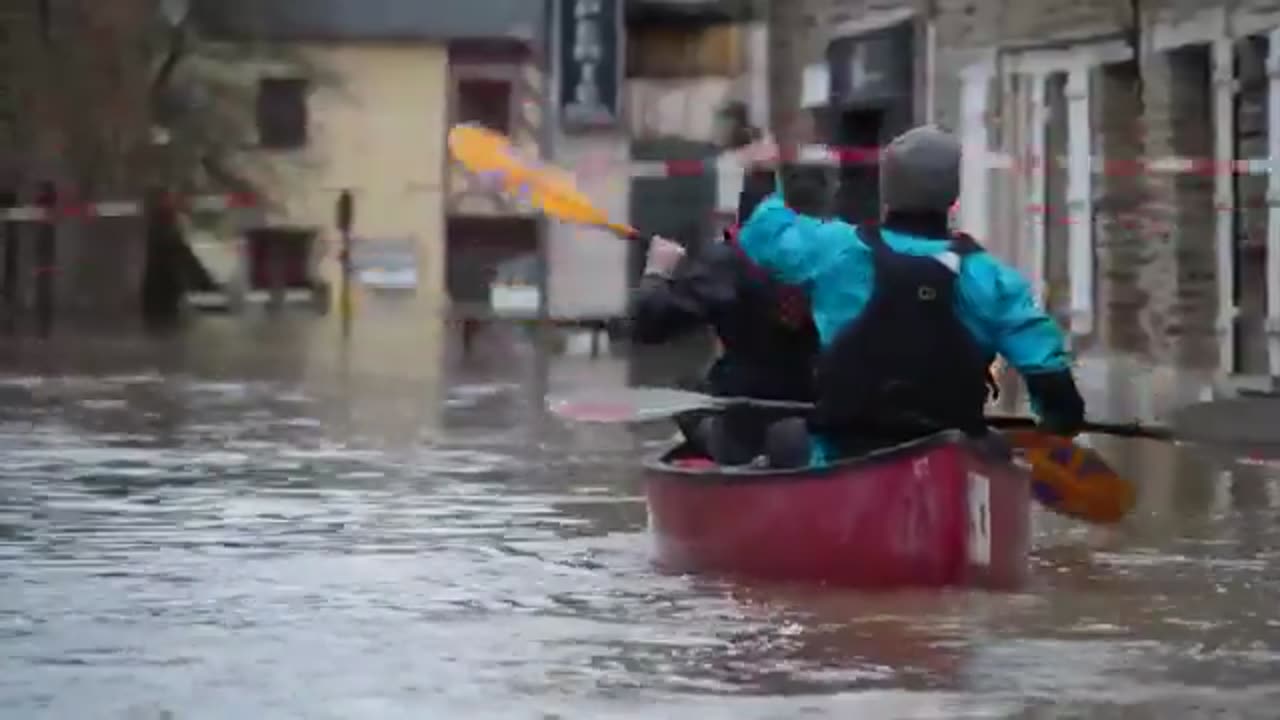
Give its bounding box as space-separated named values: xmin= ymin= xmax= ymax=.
xmin=525 ymin=164 xmax=608 ymax=223
xmin=1005 ymin=429 xmax=1137 ymax=524
xmin=447 ymin=123 xmax=638 ymax=238
xmin=447 ymin=123 xmax=527 ymax=180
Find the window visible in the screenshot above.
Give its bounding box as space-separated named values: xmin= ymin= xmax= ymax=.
xmin=456 ymin=78 xmax=512 ymax=133
xmin=247 ymin=228 xmax=314 ymax=289
xmin=256 ymin=77 xmax=308 ymax=149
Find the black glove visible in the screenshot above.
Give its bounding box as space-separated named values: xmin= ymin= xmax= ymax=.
xmin=1024 ymin=369 xmax=1085 ymax=437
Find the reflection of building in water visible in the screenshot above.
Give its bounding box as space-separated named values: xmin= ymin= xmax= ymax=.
xmin=299 ymin=297 xmax=448 ymax=439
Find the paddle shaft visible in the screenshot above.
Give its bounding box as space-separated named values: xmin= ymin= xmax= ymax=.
xmin=602 ymin=222 xmax=642 ymax=240
xmin=699 ymin=396 xmax=816 ymax=411
xmin=664 ymin=396 xmax=1174 ymax=440
xmin=986 ymin=415 xmax=1174 ymax=441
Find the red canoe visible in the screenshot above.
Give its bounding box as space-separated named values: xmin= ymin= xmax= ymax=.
xmin=643 ymin=430 xmax=1032 ymax=589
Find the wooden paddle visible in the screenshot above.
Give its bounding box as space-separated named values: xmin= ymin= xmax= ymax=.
xmin=550 ymin=386 xmax=1168 ymax=437
xmin=448 ymin=123 xmax=642 ymax=240
xmin=548 ymin=386 xmax=1138 ymax=525
xmin=548 ymin=386 xmax=811 ymax=424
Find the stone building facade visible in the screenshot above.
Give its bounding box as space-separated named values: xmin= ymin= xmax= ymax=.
xmin=769 ymin=0 xmax=1280 ymax=417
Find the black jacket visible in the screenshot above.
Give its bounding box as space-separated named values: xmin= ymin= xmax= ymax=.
xmin=629 ymin=170 xmax=819 ymax=402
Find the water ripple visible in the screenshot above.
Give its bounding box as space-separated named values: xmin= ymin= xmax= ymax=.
xmin=0 ymin=365 xmax=1278 ymax=718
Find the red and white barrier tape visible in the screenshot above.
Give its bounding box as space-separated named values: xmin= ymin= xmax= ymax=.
xmin=3 ymin=144 xmax=1272 ymax=222
xmin=0 ymin=192 xmax=257 ymax=223
xmin=625 ymin=145 xmax=1280 ymax=178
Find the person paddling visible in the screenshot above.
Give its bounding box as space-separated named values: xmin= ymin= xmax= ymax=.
xmin=735 ymin=126 xmax=1086 ymax=466
xmin=628 ymin=167 xmax=825 ymax=466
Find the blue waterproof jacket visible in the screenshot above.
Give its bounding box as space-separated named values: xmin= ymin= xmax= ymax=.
xmin=737 ymin=193 xmax=1076 ymax=464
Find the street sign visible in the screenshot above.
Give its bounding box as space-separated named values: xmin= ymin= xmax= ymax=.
xmin=336 ymin=189 xmax=353 ymax=232
xmin=559 ymin=0 xmax=621 ymax=130
xmin=826 ymin=21 xmax=913 ymax=107
xmin=352 ymin=237 xmax=417 ymax=290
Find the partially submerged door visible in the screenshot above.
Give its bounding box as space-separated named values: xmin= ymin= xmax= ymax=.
xmin=445 ymin=216 xmax=538 ymax=319
xmin=627 ymin=136 xmax=718 ymax=388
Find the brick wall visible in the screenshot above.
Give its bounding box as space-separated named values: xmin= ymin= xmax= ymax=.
xmin=770 ymin=0 xmax=1280 ymax=381
xmin=1152 ymin=46 xmax=1217 ymax=368
xmin=1093 ymin=61 xmax=1151 ymax=357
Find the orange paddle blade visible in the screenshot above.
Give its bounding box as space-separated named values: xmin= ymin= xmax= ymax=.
xmin=447 ymin=124 xmax=638 ymax=238
xmin=1004 ymin=429 xmax=1137 ymax=524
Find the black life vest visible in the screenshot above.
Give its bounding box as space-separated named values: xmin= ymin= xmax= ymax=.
xmin=721 ymin=224 xmax=811 ymax=331
xmin=809 ymin=224 xmax=993 ymax=448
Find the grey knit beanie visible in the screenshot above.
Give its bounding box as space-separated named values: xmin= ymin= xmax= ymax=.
xmin=879 ymin=125 xmax=961 ymax=213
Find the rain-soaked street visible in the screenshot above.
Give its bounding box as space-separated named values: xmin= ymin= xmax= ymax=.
xmin=2 ymin=309 xmax=1280 ymax=719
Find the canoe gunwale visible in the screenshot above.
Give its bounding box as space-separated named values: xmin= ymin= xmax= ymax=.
xmin=642 ymin=428 xmax=1015 ymax=484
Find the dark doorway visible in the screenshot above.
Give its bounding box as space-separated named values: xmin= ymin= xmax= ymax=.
xmin=834 ymin=107 xmax=884 ymax=225
xmin=628 ymin=137 xmax=718 ymax=286
xmin=444 ymin=215 xmax=538 ymax=318
xmin=0 ymin=190 xmax=17 ymax=316
xmin=1233 ymin=35 xmax=1270 ymax=376
xmin=627 ymin=137 xmax=719 ymax=389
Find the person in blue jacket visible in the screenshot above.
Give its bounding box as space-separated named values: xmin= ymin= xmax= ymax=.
xmin=737 ymin=125 xmax=1086 ymax=467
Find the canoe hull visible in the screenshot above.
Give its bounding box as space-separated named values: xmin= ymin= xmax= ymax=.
xmin=643 ymin=431 xmax=1031 ymax=589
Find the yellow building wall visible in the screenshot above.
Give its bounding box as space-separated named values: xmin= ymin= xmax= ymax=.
xmin=241 ymin=42 xmax=448 ymax=318
xmin=216 ymin=41 xmax=449 ymax=417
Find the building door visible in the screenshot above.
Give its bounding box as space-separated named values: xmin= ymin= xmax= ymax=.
xmin=627 ymin=136 xmax=718 ymax=388
xmin=1233 ymin=35 xmax=1270 ymax=377
xmin=444 ymin=216 xmax=538 ymax=319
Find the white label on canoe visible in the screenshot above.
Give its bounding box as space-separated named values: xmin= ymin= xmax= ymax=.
xmin=967 ymin=472 xmax=992 ymax=567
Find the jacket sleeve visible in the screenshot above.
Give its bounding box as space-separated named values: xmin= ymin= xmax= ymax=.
xmin=628 ymin=243 xmax=741 ymax=343
xmin=628 ymin=271 xmax=705 ymax=344
xmin=737 ymin=169 xmax=777 ymax=222
xmin=736 ymin=193 xmax=849 ymax=286
xmin=962 ymin=256 xmax=1085 ymax=431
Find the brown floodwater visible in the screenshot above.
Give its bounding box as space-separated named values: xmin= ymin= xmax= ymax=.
xmin=1 ymin=308 xmax=1278 ymax=719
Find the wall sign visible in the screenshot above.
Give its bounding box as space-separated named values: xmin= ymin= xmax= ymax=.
xmin=352 ymin=237 xmax=418 ymax=290
xmin=559 ymin=0 xmax=621 ymax=130
xmin=826 ymin=20 xmax=914 ymax=107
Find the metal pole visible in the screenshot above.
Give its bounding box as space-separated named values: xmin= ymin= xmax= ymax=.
xmin=340 ymin=226 xmax=352 ymax=336
xmin=531 ymin=0 xmax=559 ymax=428
xmin=537 ymin=0 xmax=559 ymax=332
xmin=336 ymin=189 xmax=354 ymax=337
xmin=35 ymin=182 xmax=55 ymax=335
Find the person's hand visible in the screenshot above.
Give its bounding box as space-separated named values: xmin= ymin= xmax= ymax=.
xmin=1024 ymin=370 xmax=1085 ymax=437
xmin=644 ymin=235 xmax=685 ymax=278
xmin=738 ymin=136 xmax=779 ymax=169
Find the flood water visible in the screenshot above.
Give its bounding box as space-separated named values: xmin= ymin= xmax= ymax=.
xmin=2 ymin=311 xmax=1280 ymax=719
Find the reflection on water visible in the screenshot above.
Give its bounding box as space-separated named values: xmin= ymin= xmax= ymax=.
xmin=0 ymin=313 xmax=1279 ymax=718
